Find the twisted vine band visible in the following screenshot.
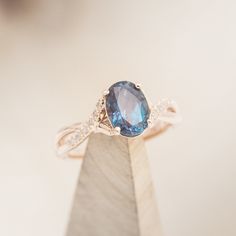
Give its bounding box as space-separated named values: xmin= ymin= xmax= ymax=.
xmin=56 ymin=81 xmax=181 ymax=158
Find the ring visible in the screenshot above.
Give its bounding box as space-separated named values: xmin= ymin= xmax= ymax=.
xmin=56 ymin=81 xmax=181 ymax=158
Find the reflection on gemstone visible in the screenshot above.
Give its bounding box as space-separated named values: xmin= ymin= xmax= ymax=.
xmin=106 ymin=81 xmax=150 ymax=137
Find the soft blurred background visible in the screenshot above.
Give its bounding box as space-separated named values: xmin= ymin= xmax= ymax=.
xmin=0 ymin=0 xmax=235 ymax=236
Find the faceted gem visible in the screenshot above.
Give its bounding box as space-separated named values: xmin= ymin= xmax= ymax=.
xmin=106 ymin=81 xmax=150 ymax=137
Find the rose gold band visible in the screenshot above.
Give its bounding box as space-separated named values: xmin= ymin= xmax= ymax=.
xmin=55 ymin=97 xmax=181 ymax=159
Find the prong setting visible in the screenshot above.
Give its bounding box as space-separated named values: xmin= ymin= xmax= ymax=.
xmin=114 ymin=127 xmax=121 ymax=135
xmin=103 ymin=90 xmax=110 ymax=96
xmin=147 ymin=119 xmax=153 ymax=127
xmin=135 ymin=83 xmax=141 ymax=89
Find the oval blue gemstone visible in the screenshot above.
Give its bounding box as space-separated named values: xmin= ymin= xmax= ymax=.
xmin=106 ymin=81 xmax=150 ymax=137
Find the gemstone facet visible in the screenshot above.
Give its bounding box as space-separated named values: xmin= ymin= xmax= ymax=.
xmin=105 ymin=81 xmax=150 ymax=137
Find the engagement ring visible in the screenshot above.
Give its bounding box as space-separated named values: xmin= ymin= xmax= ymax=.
xmin=56 ymin=81 xmax=181 ymax=158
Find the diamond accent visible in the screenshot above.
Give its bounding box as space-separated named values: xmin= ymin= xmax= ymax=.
xmin=65 ymin=123 xmax=90 ymax=146
xmin=64 ymin=97 xmax=105 ymax=148
xmin=150 ymin=99 xmax=174 ymax=124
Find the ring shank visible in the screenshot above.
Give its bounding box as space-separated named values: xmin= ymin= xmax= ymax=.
xmin=55 ymin=103 xmax=181 ymax=159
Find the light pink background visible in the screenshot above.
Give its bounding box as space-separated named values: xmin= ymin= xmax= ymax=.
xmin=0 ymin=1 xmax=235 ymax=236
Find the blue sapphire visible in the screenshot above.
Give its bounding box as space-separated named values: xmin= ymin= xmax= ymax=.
xmin=106 ymin=81 xmax=150 ymax=137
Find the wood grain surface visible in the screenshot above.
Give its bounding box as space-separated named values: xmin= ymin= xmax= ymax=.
xmin=66 ymin=133 xmax=162 ymax=236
